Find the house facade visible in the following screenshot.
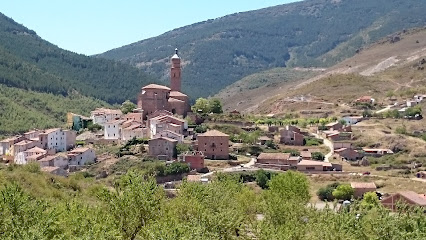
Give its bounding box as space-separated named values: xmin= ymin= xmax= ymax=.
xmin=197 ymin=130 xmax=229 ymax=160
xmin=68 ymin=148 xmax=96 ymax=166
xmin=381 ymin=191 xmax=426 ymax=211
xmin=280 ymin=126 xmax=304 ymax=146
xmin=148 ymin=137 xmax=178 ymax=160
xmin=334 ymin=148 xmax=363 ymax=161
xmin=350 ymin=182 xmax=377 ymax=198
xmin=90 ymin=108 xmax=122 ymax=126
xmin=181 ymin=151 xmax=205 ymax=170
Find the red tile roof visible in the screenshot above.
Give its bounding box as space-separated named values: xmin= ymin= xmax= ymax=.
xmin=198 ymin=130 xmax=229 ymax=137
xmin=351 ymin=182 xmax=377 ymax=189
xmin=169 ymin=91 xmax=187 ymax=97
xmin=257 ymin=153 xmax=290 ymax=160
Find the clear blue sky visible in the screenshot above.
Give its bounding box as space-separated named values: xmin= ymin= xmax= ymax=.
xmin=2 ymin=0 xmax=298 ymax=55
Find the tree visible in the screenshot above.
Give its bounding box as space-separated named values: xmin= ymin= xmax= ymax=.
xmin=191 ymin=98 xmax=210 ymax=114
xmin=121 ymin=100 xmax=136 ymax=114
xmin=332 ymin=184 xmax=354 ymax=200
xmin=268 ymin=171 xmax=310 ymax=203
xmin=88 ymin=123 xmax=103 ymax=132
xmin=316 ymin=182 xmax=340 ymax=201
xmin=339 ymin=119 xmax=347 ymax=126
xmin=265 ymin=140 xmax=277 ymax=149
xmin=98 ymin=172 xmax=164 ymax=240
xmin=176 ymin=143 xmax=191 ymax=155
xmin=255 ymin=169 xmax=269 ymax=189
xmin=361 ymin=192 xmax=381 ymax=210
xmin=208 ymin=98 xmax=223 ymax=114
xmin=405 ymin=106 xmax=422 ymax=118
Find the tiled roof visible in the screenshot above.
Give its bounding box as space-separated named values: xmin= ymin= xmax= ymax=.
xmin=91 ymin=108 xmax=122 ymax=115
xmin=168 ymin=97 xmax=185 ymax=103
xmin=169 ymin=91 xmax=187 ymax=97
xmin=142 ymin=84 xmax=171 ymax=90
xmin=351 ymin=182 xmax=377 ymax=189
xmin=24 ymin=147 xmax=47 ymax=153
xmin=14 ymin=140 xmax=33 ymax=146
xmin=297 ymin=160 xmax=325 ymax=166
xmin=198 ymin=130 xmax=229 ymax=137
xmin=382 ymin=191 xmax=426 ymax=206
xmin=43 ymin=128 xmax=61 ymax=134
xmin=70 ymin=147 xmax=91 ymax=153
xmin=149 ymin=137 xmax=178 ymax=143
xmin=300 ymin=151 xmax=312 ymax=158
xmin=257 ymin=153 xmax=290 ymax=160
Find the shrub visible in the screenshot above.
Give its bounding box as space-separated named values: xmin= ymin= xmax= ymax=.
xmin=312 ymin=152 xmax=325 ymax=161
xmin=283 ymin=149 xmax=300 ymax=156
xmin=332 ymin=184 xmax=354 ymax=200
xmin=316 ymin=182 xmax=340 ymax=201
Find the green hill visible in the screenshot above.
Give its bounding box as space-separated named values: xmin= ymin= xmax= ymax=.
xmin=0 ymin=12 xmax=154 ymax=104
xmin=97 ymin=0 xmax=426 ymax=99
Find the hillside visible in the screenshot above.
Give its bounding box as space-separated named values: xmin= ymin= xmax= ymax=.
xmin=255 ymin=27 xmax=426 ymax=115
xmin=0 ymin=13 xmax=155 ymax=104
xmin=98 ymin=0 xmax=426 ymax=99
xmin=0 ymin=85 xmax=109 ymax=135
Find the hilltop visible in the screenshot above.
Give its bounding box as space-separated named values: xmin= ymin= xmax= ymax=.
xmin=98 ymin=0 xmax=426 ymax=99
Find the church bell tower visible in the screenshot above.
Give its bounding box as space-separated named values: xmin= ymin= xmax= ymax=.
xmin=170 ymin=48 xmax=181 ymax=92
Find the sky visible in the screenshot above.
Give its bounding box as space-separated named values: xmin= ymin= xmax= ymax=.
xmin=1 ymin=0 xmax=299 ymax=55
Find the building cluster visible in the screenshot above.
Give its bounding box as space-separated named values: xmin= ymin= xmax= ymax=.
xmin=0 ymin=128 xmax=95 ymax=176
xmin=255 ymin=150 xmax=342 ymax=172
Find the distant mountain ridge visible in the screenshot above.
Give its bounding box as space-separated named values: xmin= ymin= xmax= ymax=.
xmin=97 ymin=0 xmax=426 ymax=99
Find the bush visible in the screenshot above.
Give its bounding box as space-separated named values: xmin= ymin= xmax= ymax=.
xmin=312 ymin=152 xmax=325 ymax=161
xmin=283 ymin=149 xmax=300 ymax=156
xmin=316 ymin=182 xmax=340 ymax=201
xmin=88 ymin=123 xmax=103 ymax=132
xmin=332 ymin=184 xmax=354 ymax=200
xmin=305 ymin=137 xmax=322 ymax=146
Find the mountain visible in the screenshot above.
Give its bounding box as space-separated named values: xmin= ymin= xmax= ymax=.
xmin=0 ymin=12 xmax=154 ymax=104
xmin=0 ymin=13 xmax=162 ymax=135
xmin=253 ymin=26 xmax=426 ymax=115
xmin=98 ymin=0 xmax=426 ymax=99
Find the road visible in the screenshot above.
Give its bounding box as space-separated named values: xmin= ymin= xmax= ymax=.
xmin=312 ymin=133 xmax=333 ymax=162
xmin=375 ymin=105 xmax=392 ymax=114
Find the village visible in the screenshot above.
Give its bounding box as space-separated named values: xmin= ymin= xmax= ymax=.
xmin=1 ymin=49 xmax=425 ymax=211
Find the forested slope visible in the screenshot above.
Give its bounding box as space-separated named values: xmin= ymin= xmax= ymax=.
xmin=98 ymin=0 xmax=426 ymax=99
xmin=0 ymin=13 xmax=154 ymax=104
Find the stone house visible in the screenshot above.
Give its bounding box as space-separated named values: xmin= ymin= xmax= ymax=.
xmin=324 ymin=122 xmax=343 ymax=131
xmin=68 ymin=148 xmax=96 ymax=166
xmin=90 ymin=108 xmax=122 ymax=126
xmin=300 ymin=150 xmax=312 ymax=160
xmin=381 ymin=191 xmax=426 ymax=211
xmin=297 ymin=160 xmax=333 ymax=172
xmin=350 ymin=182 xmax=377 ymax=199
xmin=280 ymin=126 xmax=304 ymax=146
xmin=41 ymin=166 xmax=68 ymax=177
xmin=197 ymin=130 xmax=229 ymax=160
xmin=154 ymin=130 xmax=184 ymax=143
xmin=148 ymin=137 xmax=178 ymax=160
xmin=334 ymin=148 xmax=363 ymax=161
xmin=181 ymin=151 xmax=205 ymax=171
xmin=256 ymin=153 xmax=296 ymax=171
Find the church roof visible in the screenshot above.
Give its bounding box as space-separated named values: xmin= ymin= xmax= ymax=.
xmin=170 ymin=91 xmax=187 ymax=97
xmin=168 ymin=97 xmax=185 ymax=103
xmin=142 ymin=84 xmax=171 ymax=90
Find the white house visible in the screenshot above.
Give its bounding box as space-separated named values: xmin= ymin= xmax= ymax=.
xmin=149 ymin=115 xmax=187 ymax=138
xmin=68 ymin=148 xmax=96 ymax=166
xmin=39 ymin=128 xmax=76 ymax=153
xmin=407 ymin=100 xmax=418 ymax=107
xmin=121 ymin=122 xmax=147 ymax=141
xmin=15 ymin=147 xmax=47 ymax=165
xmin=91 ymin=108 xmax=122 ymax=126
xmin=104 ymin=120 xmax=124 ymax=140
xmin=154 ymin=130 xmax=184 ymax=143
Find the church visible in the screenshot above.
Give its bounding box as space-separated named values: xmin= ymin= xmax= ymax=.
xmin=137 ymin=49 xmax=191 ymax=119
